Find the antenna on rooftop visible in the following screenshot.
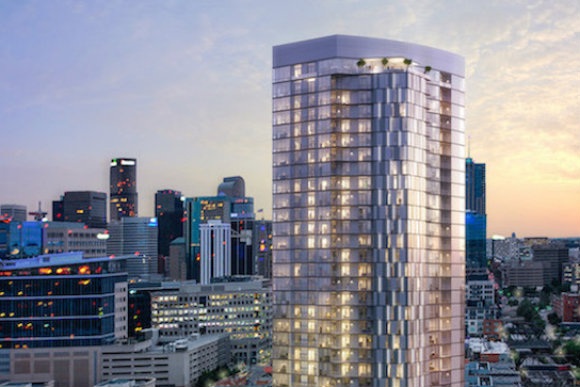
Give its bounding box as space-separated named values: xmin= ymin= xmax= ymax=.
xmin=29 ymin=201 xmax=48 ymax=221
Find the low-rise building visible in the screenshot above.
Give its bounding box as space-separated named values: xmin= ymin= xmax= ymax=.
xmin=520 ymin=357 xmax=576 ymax=386
xmin=95 ymin=378 xmax=155 ymax=387
xmin=466 ymin=338 xmax=511 ymax=363
xmin=101 ymin=333 xmax=229 ymax=387
xmin=563 ymin=262 xmax=580 ymax=287
xmin=483 ymin=319 xmax=503 ymax=340
xmin=553 ymin=292 xmax=580 ymax=323
xmin=465 ymin=359 xmax=522 ymax=387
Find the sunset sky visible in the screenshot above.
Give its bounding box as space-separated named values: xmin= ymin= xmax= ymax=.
xmin=0 ymin=0 xmax=578 ymax=237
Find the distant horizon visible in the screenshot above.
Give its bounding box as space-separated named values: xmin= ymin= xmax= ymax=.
xmin=1 ymin=1 xmax=578 ymax=238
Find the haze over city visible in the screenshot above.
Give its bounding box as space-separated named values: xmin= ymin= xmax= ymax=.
xmin=1 ymin=0 xmax=578 ymax=237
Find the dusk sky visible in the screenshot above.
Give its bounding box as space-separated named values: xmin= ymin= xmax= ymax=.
xmin=1 ymin=0 xmax=578 ymax=237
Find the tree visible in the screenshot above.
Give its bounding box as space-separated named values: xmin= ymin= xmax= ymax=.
xmin=564 ymin=341 xmax=580 ymax=366
xmin=548 ymin=312 xmax=562 ymax=326
xmin=508 ymin=299 xmax=519 ymax=306
xmin=517 ymin=299 xmax=536 ymax=320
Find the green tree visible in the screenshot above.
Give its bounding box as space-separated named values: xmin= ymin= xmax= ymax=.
xmin=548 ymin=312 xmax=562 ymax=326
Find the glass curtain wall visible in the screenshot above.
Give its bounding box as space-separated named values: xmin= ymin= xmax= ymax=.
xmin=273 ymin=56 xmax=465 ymax=387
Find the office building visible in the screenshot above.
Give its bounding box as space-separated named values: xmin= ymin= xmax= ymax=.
xmin=466 ymin=158 xmax=486 ymax=270
xmin=155 ymin=189 xmax=184 ymax=258
xmin=43 ymin=221 xmax=107 ymax=258
xmin=253 ymin=219 xmax=273 ymax=278
xmin=52 ymin=199 xmax=64 ymax=222
xmin=0 ymin=252 xmax=128 ymax=348
xmin=272 ymin=35 xmax=466 ymax=387
xmin=0 ymin=221 xmax=106 ymax=259
xmin=0 ymin=345 xmax=102 ymax=387
xmin=110 ymin=158 xmax=138 ymax=221
xmin=199 ymin=220 xmax=231 ymax=284
xmin=0 ymin=221 xmax=44 ymax=258
xmin=183 ymin=178 xmax=257 ymax=282
xmin=101 ymin=333 xmax=230 ymax=387
xmin=0 ymin=204 xmax=27 ymax=222
xmin=107 ymin=217 xmax=158 ymax=258
xmin=501 ymin=260 xmax=545 ymax=287
xmin=52 ymin=191 xmax=107 ymax=228
xmin=151 ymin=277 xmax=272 ymax=365
xmin=218 ymin=177 xmax=256 ymax=277
xmin=532 ymin=242 xmax=569 ymax=285
xmin=183 ymin=196 xmax=231 ymax=281
xmin=167 ymin=237 xmax=187 ymax=281
xmin=0 ymin=334 xmax=227 ymax=387
xmin=230 ymin=197 xmax=255 ymax=277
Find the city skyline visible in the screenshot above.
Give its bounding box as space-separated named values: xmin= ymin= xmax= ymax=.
xmin=1 ymin=0 xmax=578 ymax=238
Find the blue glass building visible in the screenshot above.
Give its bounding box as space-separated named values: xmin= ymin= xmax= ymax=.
xmin=466 ymin=158 xmax=487 ymax=268
xmin=0 ymin=221 xmax=44 ymax=259
xmin=0 ymin=252 xmax=127 ymax=348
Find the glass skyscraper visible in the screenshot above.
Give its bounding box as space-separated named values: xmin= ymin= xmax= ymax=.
xmin=465 ymin=158 xmax=486 ymax=269
xmin=272 ymin=35 xmax=466 ymax=387
xmin=110 ymin=158 xmax=138 ymax=221
xmin=155 ymin=189 xmax=184 ymax=257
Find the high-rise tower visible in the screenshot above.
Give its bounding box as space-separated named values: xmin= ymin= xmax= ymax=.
xmin=155 ymin=189 xmax=184 ymax=257
xmin=465 ymin=158 xmax=486 ymax=269
xmin=272 ymin=35 xmax=466 ymax=387
xmin=110 ymin=158 xmax=138 ymax=221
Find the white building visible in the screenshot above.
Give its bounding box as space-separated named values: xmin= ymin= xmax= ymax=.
xmin=199 ymin=220 xmax=231 ymax=284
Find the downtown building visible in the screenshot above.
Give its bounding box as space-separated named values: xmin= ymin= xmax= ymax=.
xmin=52 ymin=191 xmax=107 ymax=228
xmin=110 ymin=158 xmax=138 ymax=221
xmin=183 ymin=176 xmax=256 ymax=283
xmin=0 ymin=220 xmax=107 ymax=259
xmin=0 ymin=252 xmax=128 ymax=349
xmin=0 ymin=204 xmax=27 ymax=223
xmin=272 ymin=35 xmax=466 ymax=387
xmin=465 ymin=158 xmax=486 ymax=270
xmin=155 ymin=189 xmax=184 ymax=258
xmin=150 ymin=276 xmax=272 ymax=366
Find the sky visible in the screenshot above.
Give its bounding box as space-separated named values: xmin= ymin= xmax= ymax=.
xmin=0 ymin=0 xmax=578 ymax=238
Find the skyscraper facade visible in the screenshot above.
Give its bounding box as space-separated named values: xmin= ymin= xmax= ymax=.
xmin=110 ymin=158 xmax=138 ymax=221
xmin=465 ymin=158 xmax=486 ymax=269
xmin=52 ymin=191 xmax=107 ymax=228
xmin=106 ymin=217 xmax=158 ymax=259
xmin=272 ymin=35 xmax=466 ymax=387
xmin=155 ymin=189 xmax=184 ymax=257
